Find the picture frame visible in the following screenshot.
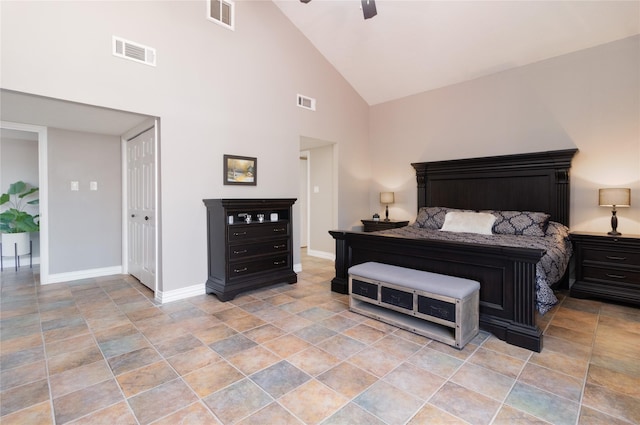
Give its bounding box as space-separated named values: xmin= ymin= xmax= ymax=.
xmin=223 ymin=154 xmax=257 ymax=186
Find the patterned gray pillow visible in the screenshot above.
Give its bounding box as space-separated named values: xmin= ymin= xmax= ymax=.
xmin=488 ymin=210 xmax=550 ymax=237
xmin=414 ymin=207 xmax=451 ymax=229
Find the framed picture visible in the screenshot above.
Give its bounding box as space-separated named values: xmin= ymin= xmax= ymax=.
xmin=223 ymin=154 xmax=257 ymax=185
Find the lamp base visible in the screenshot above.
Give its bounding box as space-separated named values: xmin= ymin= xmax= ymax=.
xmin=609 ymin=210 xmax=621 ymax=236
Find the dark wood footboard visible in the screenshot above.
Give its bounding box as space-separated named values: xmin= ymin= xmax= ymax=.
xmin=330 ymin=230 xmax=546 ymax=352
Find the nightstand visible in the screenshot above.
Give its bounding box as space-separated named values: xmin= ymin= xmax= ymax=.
xmin=361 ymin=219 xmax=409 ymax=233
xmin=570 ymin=231 xmax=640 ymax=306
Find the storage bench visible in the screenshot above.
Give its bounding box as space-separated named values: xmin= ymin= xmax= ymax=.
xmin=348 ymin=262 xmax=480 ymax=349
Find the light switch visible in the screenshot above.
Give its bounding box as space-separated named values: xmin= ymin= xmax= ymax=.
xmin=70 ymin=181 xmax=79 ymax=191
xmin=313 ymin=186 xmax=320 ymax=193
xmin=90 ymin=181 xmax=98 ymax=191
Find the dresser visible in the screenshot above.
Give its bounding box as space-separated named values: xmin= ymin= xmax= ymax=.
xmin=203 ymin=198 xmax=297 ymax=301
xmin=361 ymin=219 xmax=409 ymax=232
xmin=570 ymin=231 xmax=640 ymax=306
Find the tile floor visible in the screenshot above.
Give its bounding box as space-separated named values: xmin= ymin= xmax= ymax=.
xmin=1 ymin=251 xmax=639 ymax=424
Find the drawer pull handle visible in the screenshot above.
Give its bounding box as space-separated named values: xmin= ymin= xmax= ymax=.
xmin=273 ymin=260 xmax=285 ymax=265
xmin=233 ymin=232 xmax=247 ymax=236
xmin=606 ymin=273 xmax=626 ymax=279
xmin=234 ymin=267 xmax=248 ymax=273
xmin=273 ymin=228 xmax=285 ymax=232
xmin=606 ymin=255 xmax=627 ymax=261
xmin=273 ymin=244 xmax=285 ymax=249
xmin=233 ymin=249 xmax=247 ymax=254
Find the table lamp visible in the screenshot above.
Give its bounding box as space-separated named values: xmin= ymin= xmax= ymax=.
xmin=380 ymin=192 xmax=394 ymax=221
xmin=599 ymin=188 xmax=631 ymax=235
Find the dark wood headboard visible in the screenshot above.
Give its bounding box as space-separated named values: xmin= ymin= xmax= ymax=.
xmin=411 ymin=149 xmax=578 ymax=226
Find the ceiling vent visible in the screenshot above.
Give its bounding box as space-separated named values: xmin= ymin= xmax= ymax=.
xmin=113 ymin=36 xmax=156 ymax=66
xmin=297 ymin=94 xmax=316 ymax=111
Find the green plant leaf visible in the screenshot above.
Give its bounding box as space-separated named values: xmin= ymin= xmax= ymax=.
xmin=18 ymin=187 xmax=38 ymax=199
xmin=8 ymin=181 xmax=26 ymax=195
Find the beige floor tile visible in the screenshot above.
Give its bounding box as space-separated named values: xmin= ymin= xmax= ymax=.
xmin=183 ymin=361 xmax=244 ymax=398
xmin=116 ymin=360 xmax=179 ymax=397
xmin=318 ymin=362 xmax=378 ymax=398
xmin=280 ymin=379 xmax=348 ymax=424
xmin=166 ymin=345 xmax=222 ymax=376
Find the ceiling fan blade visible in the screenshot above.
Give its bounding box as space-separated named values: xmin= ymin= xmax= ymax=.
xmin=300 ymin=0 xmax=311 ymax=3
xmin=361 ymin=0 xmax=377 ymax=19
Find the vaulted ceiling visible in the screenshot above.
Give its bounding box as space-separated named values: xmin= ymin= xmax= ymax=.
xmin=274 ymin=0 xmax=640 ymax=105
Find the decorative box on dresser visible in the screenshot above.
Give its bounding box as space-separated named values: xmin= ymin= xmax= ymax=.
xmin=570 ymin=231 xmax=640 ymax=306
xmin=361 ymin=219 xmax=410 ymax=232
xmin=203 ymin=198 xmax=297 ymax=301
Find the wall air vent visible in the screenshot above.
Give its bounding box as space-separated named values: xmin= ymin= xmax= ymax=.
xmin=113 ymin=36 xmax=156 ymax=66
xmin=208 ymin=0 xmax=235 ymax=30
xmin=297 ymin=94 xmax=316 ymax=111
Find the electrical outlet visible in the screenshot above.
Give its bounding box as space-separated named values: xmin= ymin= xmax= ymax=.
xmin=90 ymin=181 xmax=98 ymax=191
xmin=71 ymin=181 xmax=79 ymax=191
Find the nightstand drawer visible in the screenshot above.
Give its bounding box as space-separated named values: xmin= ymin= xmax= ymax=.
xmin=582 ymin=247 xmax=640 ymax=267
xmin=582 ymin=265 xmax=640 ymax=285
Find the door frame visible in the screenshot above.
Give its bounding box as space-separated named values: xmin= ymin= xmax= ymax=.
xmin=299 ymin=151 xmax=310 ymax=249
xmin=1 ymin=121 xmax=49 ymax=283
xmin=121 ymin=118 xmax=161 ymax=295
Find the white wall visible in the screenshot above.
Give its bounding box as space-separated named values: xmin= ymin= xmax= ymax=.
xmin=1 ymin=1 xmax=370 ymax=291
xmin=369 ymin=36 xmax=640 ymax=235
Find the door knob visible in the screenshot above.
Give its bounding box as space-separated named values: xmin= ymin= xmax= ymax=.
xmin=145 ymin=216 xmax=149 ymax=221
xmin=131 ymin=214 xmax=135 ymax=218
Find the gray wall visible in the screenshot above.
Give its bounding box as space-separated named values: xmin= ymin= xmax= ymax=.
xmin=48 ymin=128 xmax=121 ymax=273
xmin=369 ymin=35 xmax=640 ymax=235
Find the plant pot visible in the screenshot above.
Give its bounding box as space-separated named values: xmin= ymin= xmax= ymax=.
xmin=1 ymin=232 xmax=31 ymax=256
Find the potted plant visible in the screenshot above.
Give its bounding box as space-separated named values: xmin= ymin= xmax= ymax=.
xmin=0 ymin=181 xmax=39 ymax=256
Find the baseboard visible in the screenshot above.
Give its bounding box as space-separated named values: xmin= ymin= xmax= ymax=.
xmin=306 ymin=249 xmax=335 ymax=261
xmin=156 ymin=283 xmax=206 ymax=304
xmin=46 ymin=266 xmax=123 ymax=284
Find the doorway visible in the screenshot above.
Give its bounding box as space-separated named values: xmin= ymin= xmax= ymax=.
xmin=299 ymin=137 xmax=337 ymax=260
xmin=0 ymin=121 xmax=48 ymax=281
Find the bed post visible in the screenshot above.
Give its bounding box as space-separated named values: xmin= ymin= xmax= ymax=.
xmin=329 ymin=230 xmax=349 ymax=294
xmin=414 ymin=164 xmax=427 ymax=210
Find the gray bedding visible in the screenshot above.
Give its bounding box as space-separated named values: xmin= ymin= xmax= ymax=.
xmin=375 ymin=221 xmax=573 ymax=314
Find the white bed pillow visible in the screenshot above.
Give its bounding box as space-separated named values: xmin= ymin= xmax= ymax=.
xmin=440 ymin=211 xmax=496 ymax=235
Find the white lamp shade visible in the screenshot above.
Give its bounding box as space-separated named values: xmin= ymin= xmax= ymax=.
xmin=380 ymin=192 xmax=395 ymax=204
xmin=599 ymin=188 xmax=631 ymax=207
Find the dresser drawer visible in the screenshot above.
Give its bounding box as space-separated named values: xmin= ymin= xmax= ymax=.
xmin=582 ymin=247 xmax=640 ymax=267
xmin=229 ymin=239 xmax=289 ymax=260
xmin=228 ymin=255 xmax=290 ymax=278
xmin=582 ymin=265 xmax=640 ymax=285
xmin=228 ymin=223 xmax=289 ymax=241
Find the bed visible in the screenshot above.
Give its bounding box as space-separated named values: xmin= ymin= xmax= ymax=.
xmin=329 ymin=149 xmax=578 ymax=352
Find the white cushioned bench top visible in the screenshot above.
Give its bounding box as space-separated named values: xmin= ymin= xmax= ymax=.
xmin=349 ymin=262 xmax=479 ymax=299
